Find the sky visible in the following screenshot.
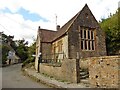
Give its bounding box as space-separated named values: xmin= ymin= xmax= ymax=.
xmin=0 ymin=0 xmax=119 ymax=45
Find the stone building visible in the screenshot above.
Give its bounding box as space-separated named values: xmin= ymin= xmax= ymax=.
xmin=35 ymin=4 xmax=106 ymax=70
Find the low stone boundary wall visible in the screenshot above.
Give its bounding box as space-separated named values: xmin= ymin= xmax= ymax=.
xmin=39 ymin=59 xmax=80 ymax=83
xmin=89 ymin=56 xmax=120 ymax=88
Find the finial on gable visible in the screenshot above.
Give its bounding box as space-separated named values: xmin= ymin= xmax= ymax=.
xmin=84 ymin=3 xmax=89 ymax=8
xmin=85 ymin=3 xmax=88 ymax=6
xmin=81 ymin=3 xmax=90 ymax=11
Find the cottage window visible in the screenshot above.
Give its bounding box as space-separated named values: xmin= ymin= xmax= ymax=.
xmin=81 ymin=41 xmax=84 ymax=50
xmin=91 ymin=31 xmax=94 ymax=40
xmin=80 ymin=29 xmax=83 ymax=38
xmin=84 ymin=30 xmax=86 ymax=39
xmin=52 ymin=44 xmax=56 ymax=54
xmin=92 ymin=41 xmax=94 ymax=50
xmin=88 ymin=41 xmax=91 ymax=50
xmin=80 ymin=27 xmax=95 ymax=51
xmin=88 ymin=30 xmax=90 ymax=39
xmin=85 ymin=40 xmax=87 ymax=50
xmin=58 ymin=40 xmax=63 ymax=52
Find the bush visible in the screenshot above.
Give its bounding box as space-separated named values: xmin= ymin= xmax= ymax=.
xmin=22 ymin=58 xmax=35 ymax=68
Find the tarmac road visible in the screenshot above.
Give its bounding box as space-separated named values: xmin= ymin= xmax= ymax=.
xmin=2 ymin=63 xmax=50 ymax=88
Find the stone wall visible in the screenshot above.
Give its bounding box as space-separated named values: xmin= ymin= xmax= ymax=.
xmin=68 ymin=4 xmax=106 ymax=59
xmin=35 ymin=32 xmax=41 ymax=71
xmin=77 ymin=5 xmax=106 ymax=58
xmin=89 ymin=56 xmax=120 ymax=88
xmin=39 ymin=59 xmax=80 ymax=83
xmin=52 ymin=35 xmax=69 ymax=59
xmin=41 ymin=43 xmax=52 ymax=59
xmin=68 ymin=25 xmax=80 ymax=59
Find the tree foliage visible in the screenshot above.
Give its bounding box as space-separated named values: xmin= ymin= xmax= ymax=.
xmin=27 ymin=41 xmax=36 ymax=62
xmin=15 ymin=39 xmax=28 ymax=62
xmin=1 ymin=32 xmax=29 ymax=64
xmin=100 ymin=8 xmax=120 ymax=55
xmin=1 ymin=33 xmax=13 ymax=64
xmin=22 ymin=41 xmax=36 ymax=67
xmin=1 ymin=45 xmax=10 ymax=64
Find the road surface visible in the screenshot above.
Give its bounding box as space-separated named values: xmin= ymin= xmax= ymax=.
xmin=2 ymin=64 xmax=50 ymax=88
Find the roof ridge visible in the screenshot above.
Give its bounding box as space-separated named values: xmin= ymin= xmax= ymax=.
xmin=40 ymin=29 xmax=56 ymax=32
xmin=65 ymin=11 xmax=81 ymax=32
xmin=65 ymin=4 xmax=89 ymax=32
xmin=39 ymin=4 xmax=91 ymax=42
xmin=52 ymin=8 xmax=82 ymax=41
xmin=52 ymin=4 xmax=88 ymax=41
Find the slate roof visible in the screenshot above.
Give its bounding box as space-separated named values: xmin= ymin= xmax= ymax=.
xmin=40 ymin=29 xmax=56 ymax=42
xmin=39 ymin=12 xmax=79 ymax=43
xmin=52 ymin=12 xmax=80 ymax=41
xmin=38 ymin=4 xmax=90 ymax=43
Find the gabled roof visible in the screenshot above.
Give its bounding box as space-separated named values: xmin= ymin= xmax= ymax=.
xmin=52 ymin=11 xmax=80 ymax=41
xmin=39 ymin=11 xmax=80 ymax=42
xmin=40 ymin=29 xmax=56 ymax=42
xmin=39 ymin=4 xmax=96 ymax=42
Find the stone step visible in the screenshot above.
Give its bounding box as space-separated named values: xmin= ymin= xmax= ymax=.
xmin=79 ymin=69 xmax=89 ymax=79
xmin=80 ymin=74 xmax=89 ymax=79
xmin=80 ymin=79 xmax=89 ymax=87
xmin=80 ymin=71 xmax=88 ymax=76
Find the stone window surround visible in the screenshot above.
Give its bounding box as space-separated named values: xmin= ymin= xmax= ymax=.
xmin=52 ymin=40 xmax=63 ymax=54
xmin=57 ymin=40 xmax=63 ymax=53
xmin=79 ymin=26 xmax=95 ymax=51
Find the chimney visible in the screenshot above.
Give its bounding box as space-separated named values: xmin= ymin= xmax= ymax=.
xmin=56 ymin=25 xmax=60 ymax=31
xmin=38 ymin=26 xmax=41 ymax=30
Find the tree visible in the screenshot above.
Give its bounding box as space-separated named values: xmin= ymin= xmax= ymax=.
xmin=1 ymin=44 xmax=10 ymax=64
xmin=27 ymin=41 xmax=36 ymax=62
xmin=22 ymin=41 xmax=36 ymax=67
xmin=1 ymin=33 xmax=12 ymax=64
xmin=1 ymin=32 xmax=29 ymax=64
xmin=100 ymin=8 xmax=120 ymax=55
xmin=15 ymin=39 xmax=28 ymax=62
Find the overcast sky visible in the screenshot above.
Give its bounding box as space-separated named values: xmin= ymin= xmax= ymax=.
xmin=0 ymin=0 xmax=119 ymax=45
